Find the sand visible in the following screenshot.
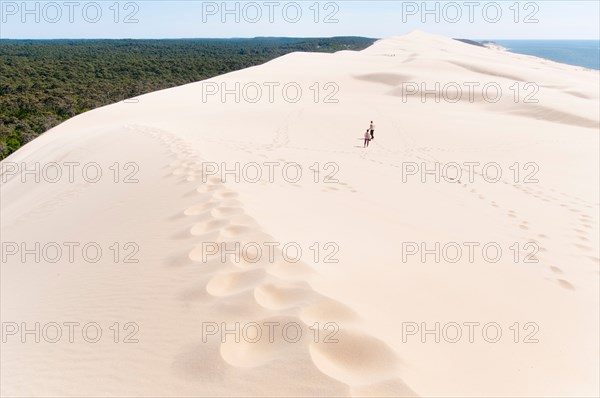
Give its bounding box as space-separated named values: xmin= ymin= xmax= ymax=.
xmin=1 ymin=31 xmax=598 ymax=397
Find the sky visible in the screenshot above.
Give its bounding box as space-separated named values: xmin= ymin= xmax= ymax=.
xmin=1 ymin=0 xmax=599 ymax=40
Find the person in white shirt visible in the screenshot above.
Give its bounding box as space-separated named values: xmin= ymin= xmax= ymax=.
xmin=369 ymin=121 xmax=375 ymax=140
xmin=364 ymin=129 xmax=371 ymax=148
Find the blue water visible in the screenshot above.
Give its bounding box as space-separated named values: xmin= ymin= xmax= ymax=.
xmin=489 ymin=40 xmax=600 ymax=70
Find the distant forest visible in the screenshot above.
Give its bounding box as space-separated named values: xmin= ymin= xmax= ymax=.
xmin=0 ymin=37 xmax=375 ymax=159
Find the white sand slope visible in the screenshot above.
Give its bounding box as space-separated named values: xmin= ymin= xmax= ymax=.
xmin=1 ymin=31 xmax=599 ymax=397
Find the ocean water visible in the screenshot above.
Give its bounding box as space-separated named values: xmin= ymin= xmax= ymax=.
xmin=491 ymin=40 xmax=600 ymax=70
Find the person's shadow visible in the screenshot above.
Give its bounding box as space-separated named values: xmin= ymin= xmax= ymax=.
xmin=354 ymin=137 xmax=366 ymax=148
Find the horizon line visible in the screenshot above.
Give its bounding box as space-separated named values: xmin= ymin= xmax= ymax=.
xmin=2 ymin=36 xmax=599 ymax=41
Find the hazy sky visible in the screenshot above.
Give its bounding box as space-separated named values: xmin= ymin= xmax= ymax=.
xmin=1 ymin=1 xmax=599 ymax=39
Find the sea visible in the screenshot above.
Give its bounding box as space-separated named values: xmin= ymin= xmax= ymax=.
xmin=489 ymin=40 xmax=600 ymax=70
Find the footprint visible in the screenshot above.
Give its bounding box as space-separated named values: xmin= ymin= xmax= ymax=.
xmin=309 ymin=330 xmax=400 ymax=385
xmin=254 ymin=282 xmax=315 ymax=310
xmin=219 ymin=315 xmax=308 ymax=368
xmin=179 ymin=280 xmax=219 ymax=303
xmin=587 ymin=256 xmax=600 ymax=264
xmin=268 ymin=261 xmax=314 ymax=280
xmin=212 ymin=207 xmax=245 ymax=218
xmin=206 ymin=269 xmax=267 ymax=297
xmin=206 ymin=177 xmax=224 ymax=185
xmin=229 ymin=214 xmax=259 ymax=226
xmin=189 ymin=243 xmax=225 ymax=263
xmin=171 ymin=228 xmax=196 ymax=240
xmin=221 ymin=225 xmax=255 ymax=238
xmin=183 ymin=189 xmax=201 ymax=198
xmin=557 ymin=279 xmax=575 ymax=291
xmin=574 ymin=244 xmax=593 ymax=252
xmin=299 ymin=299 xmax=360 ymax=326
xmin=351 ymin=378 xmax=417 ymax=397
xmin=190 ymin=219 xmax=229 ymax=235
xmin=184 ymin=202 xmax=219 ymax=216
xmin=197 ymin=184 xmax=225 ymax=194
xmin=519 ymin=223 xmax=529 ymax=230
xmin=214 ymin=191 xmax=239 ymax=200
xmin=549 ymin=266 xmax=563 ymax=274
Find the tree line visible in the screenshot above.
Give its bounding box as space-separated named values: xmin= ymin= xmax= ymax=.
xmin=0 ymin=37 xmax=375 ymax=159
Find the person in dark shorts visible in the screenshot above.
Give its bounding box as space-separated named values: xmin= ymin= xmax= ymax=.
xmin=369 ymin=121 xmax=375 ymax=140
xmin=364 ymin=129 xmax=371 ymax=148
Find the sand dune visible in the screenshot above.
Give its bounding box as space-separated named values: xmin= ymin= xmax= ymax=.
xmin=1 ymin=31 xmax=598 ymax=397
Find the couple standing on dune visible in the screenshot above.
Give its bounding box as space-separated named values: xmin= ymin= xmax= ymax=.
xmin=364 ymin=121 xmax=376 ymax=148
